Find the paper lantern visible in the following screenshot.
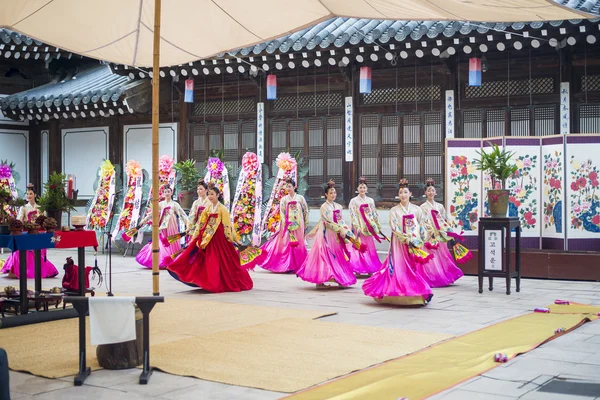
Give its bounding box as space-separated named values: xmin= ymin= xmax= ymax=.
xmin=359 ymin=66 xmax=372 ymax=94
xmin=267 ymin=75 xmax=277 ymax=100
xmin=469 ymin=58 xmax=482 ymax=86
xmin=184 ymin=79 xmax=194 ymax=103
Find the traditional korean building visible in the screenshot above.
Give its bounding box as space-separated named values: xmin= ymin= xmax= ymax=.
xmin=1 ymin=8 xmax=600 ymax=275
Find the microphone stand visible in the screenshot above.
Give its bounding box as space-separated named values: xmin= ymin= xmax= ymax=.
xmin=104 ymin=190 xmax=122 ymax=297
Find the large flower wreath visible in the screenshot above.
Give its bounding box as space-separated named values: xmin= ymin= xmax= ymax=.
xmin=112 ymin=160 xmax=144 ymax=239
xmin=260 ymin=152 xmax=297 ymax=238
xmin=86 ymin=160 xmax=116 ymax=230
xmin=231 ymin=152 xmax=262 ymax=245
xmin=204 ymin=157 xmax=230 ymax=211
xmin=141 ymin=155 xmax=177 ymax=224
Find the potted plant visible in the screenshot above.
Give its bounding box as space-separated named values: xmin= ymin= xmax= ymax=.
xmin=174 ymin=159 xmax=200 ymax=209
xmin=37 ymin=172 xmax=76 ymax=225
xmin=0 ymin=187 xmax=25 ymax=235
xmin=8 ymin=217 xmax=23 ymax=235
xmin=43 ymin=217 xmax=58 ymax=233
xmin=473 ymin=142 xmax=518 ymax=218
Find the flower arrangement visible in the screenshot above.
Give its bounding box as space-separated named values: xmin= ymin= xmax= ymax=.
xmin=569 ymin=156 xmax=600 ymax=232
xmin=0 ymin=161 xmax=20 ymax=224
xmin=448 ymin=155 xmax=479 ymax=231
xmin=141 ymin=155 xmax=176 ymax=225
xmin=543 ymin=152 xmax=563 ymax=231
xmin=204 ymin=156 xmax=230 ymax=210
xmin=24 ymin=221 xmax=41 ymax=233
xmin=231 ymin=152 xmax=261 ymax=244
xmin=87 ymin=160 xmax=116 ymax=230
xmin=116 ymin=160 xmax=143 ymax=232
xmin=262 ymin=152 xmax=298 ymax=237
xmin=8 ymin=217 xmax=23 ymax=233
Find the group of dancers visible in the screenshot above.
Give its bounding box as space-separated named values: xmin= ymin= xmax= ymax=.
xmin=134 ymin=176 xmax=470 ymax=306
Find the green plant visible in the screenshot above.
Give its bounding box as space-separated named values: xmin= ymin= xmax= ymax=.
xmin=37 ymin=172 xmax=76 ymax=213
xmin=473 ymin=143 xmax=518 ymax=189
xmin=174 ymin=159 xmax=200 ymax=192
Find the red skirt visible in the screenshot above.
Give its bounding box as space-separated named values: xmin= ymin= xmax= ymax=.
xmin=167 ymin=223 xmax=253 ymax=293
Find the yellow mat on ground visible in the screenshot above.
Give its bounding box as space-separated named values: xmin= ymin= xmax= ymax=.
xmin=150 ymin=318 xmax=451 ymax=393
xmin=0 ymin=298 xmax=334 ymax=379
xmin=285 ymin=306 xmax=600 ymax=400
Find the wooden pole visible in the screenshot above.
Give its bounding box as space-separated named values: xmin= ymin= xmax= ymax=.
xmin=151 ymin=0 xmax=161 ymax=296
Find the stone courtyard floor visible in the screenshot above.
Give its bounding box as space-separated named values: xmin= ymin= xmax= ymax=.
xmin=2 ymin=245 xmax=600 ymax=400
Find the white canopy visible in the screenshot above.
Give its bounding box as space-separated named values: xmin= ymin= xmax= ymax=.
xmin=0 ymin=0 xmax=594 ymax=68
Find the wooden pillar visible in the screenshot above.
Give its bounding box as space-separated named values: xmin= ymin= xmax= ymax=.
xmin=109 ymin=116 xmax=123 ymax=167
xmin=48 ymin=120 xmax=61 ymax=174
xmin=28 ymin=123 xmax=41 ymax=190
xmin=178 ymin=92 xmax=190 ymax=161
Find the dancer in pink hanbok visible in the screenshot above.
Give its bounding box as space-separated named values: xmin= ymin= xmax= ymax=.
xmin=257 ymin=179 xmax=309 ymax=273
xmin=1 ymin=184 xmax=59 ymax=279
xmin=296 ymin=180 xmax=362 ymax=288
xmin=419 ymin=178 xmax=465 ymax=287
xmin=186 ymin=179 xmax=210 ymax=242
xmin=362 ymin=179 xmax=433 ymax=305
xmin=348 ymin=177 xmax=385 ymax=276
xmin=135 ymin=185 xmax=188 ymax=269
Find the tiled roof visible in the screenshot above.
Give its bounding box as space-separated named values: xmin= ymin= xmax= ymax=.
xmin=0 ymin=65 xmax=142 ymax=121
xmin=0 ymin=28 xmax=77 ymax=61
xmin=227 ymin=9 xmax=600 ymax=57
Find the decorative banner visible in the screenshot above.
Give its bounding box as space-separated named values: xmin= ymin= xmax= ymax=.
xmin=484 ymin=229 xmax=503 ymax=271
xmin=256 ymin=102 xmax=265 ymax=163
xmin=86 ymin=160 xmax=117 ymax=231
xmin=112 ymin=160 xmax=144 ymax=241
xmin=541 ymin=135 xmax=565 ymax=250
xmin=560 ymin=82 xmax=570 ymax=135
xmin=231 ymin=152 xmax=262 ymax=246
xmin=359 ymin=66 xmax=372 ymax=94
xmin=344 ymin=96 xmax=353 ymax=162
xmin=445 ymin=139 xmax=482 ymax=239
xmin=266 ymin=75 xmax=277 ymax=100
xmin=184 ymin=79 xmax=194 ymax=103
xmin=505 ymin=137 xmax=542 ymax=249
xmin=204 ymin=157 xmax=230 ymax=211
xmin=445 ymin=90 xmax=455 ymax=138
xmin=141 ymin=154 xmax=176 ymax=229
xmin=260 ymin=152 xmax=298 ymax=239
xmin=566 ymin=134 xmax=600 ymax=251
xmin=469 ymin=58 xmax=482 ymax=86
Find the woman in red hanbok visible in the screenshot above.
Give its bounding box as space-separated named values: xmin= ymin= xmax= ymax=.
xmin=167 ymin=185 xmax=253 ymax=293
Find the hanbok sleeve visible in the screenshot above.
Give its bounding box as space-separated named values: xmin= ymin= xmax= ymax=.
xmin=279 ymin=196 xmax=288 ymax=223
xmin=187 ymin=201 xmax=198 ymax=231
xmin=175 ymin=202 xmax=189 ymax=225
xmin=370 ymin=198 xmax=382 ymax=231
xmin=220 ymin=204 xmax=240 ymax=244
xmin=17 ymin=206 xmax=26 ymax=222
xmin=300 ymin=196 xmax=309 ymax=228
xmin=389 ymin=208 xmax=410 ymax=244
xmin=348 ymin=199 xmax=360 ymax=233
xmin=320 ymin=203 xmax=346 ymax=235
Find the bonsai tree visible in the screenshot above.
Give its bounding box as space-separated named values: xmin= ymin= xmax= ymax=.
xmin=174 ymin=159 xmax=200 ymax=194
xmin=473 ymin=143 xmax=518 ymax=189
xmin=37 ymin=172 xmax=76 ymax=214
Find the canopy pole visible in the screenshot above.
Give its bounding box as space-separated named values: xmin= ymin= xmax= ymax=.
xmin=151 ymin=0 xmax=162 ymax=296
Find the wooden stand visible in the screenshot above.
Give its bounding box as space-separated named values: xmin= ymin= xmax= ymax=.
xmin=64 ymin=296 xmax=164 ymax=386
xmin=478 ymin=217 xmax=521 ymax=295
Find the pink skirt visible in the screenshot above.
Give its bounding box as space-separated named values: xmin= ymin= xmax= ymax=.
xmin=296 ymin=227 xmax=356 ymax=287
xmin=1 ymin=250 xmax=59 ymax=279
xmin=258 ymin=221 xmax=307 ymax=273
xmin=348 ymin=234 xmax=381 ymax=274
xmin=414 ymin=242 xmax=464 ymax=288
xmin=136 ymin=217 xmax=181 ymax=269
xmin=362 ymin=239 xmax=432 ymax=301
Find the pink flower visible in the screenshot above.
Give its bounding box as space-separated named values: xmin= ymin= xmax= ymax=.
xmin=593 ymin=215 xmax=600 ymax=225
xmin=465 ymin=192 xmax=473 ymax=201
xmin=574 ymin=205 xmax=581 ymax=213
xmin=544 ymin=215 xmax=550 ymax=224
xmin=450 ymin=169 xmax=458 ymax=178
xmin=582 ymin=202 xmax=591 ymax=212
xmin=571 ymin=182 xmax=579 ymax=192
xmin=513 ymin=185 xmax=522 ymax=195
xmin=494 ymin=182 xmax=502 ymax=190
xmin=523 ymin=158 xmax=532 ymax=167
